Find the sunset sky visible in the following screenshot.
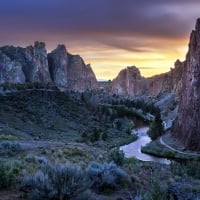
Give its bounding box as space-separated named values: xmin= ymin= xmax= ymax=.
xmin=0 ymin=0 xmax=200 ymax=80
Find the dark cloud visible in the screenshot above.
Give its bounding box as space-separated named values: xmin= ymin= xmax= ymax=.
xmin=0 ymin=1 xmax=199 ymax=36
xmin=0 ymin=0 xmax=200 ymax=80
xmin=0 ymin=0 xmax=199 ymax=55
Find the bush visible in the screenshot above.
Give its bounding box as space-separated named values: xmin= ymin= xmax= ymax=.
xmin=0 ymin=162 xmax=17 ymax=189
xmin=87 ymin=162 xmax=130 ymax=192
xmin=108 ymin=148 xmax=125 ymax=166
xmin=22 ymin=163 xmax=89 ymax=200
xmin=171 ymin=160 xmax=200 ymax=179
xmin=0 ymin=141 xmax=22 ymax=156
xmin=90 ymin=128 xmax=100 ymax=142
xmin=142 ymin=172 xmax=170 ymax=200
xmin=102 ymin=132 xmax=108 ymax=141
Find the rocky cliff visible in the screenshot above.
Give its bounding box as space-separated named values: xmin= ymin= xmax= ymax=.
xmin=110 ymin=61 xmax=183 ymax=98
xmin=0 ymin=42 xmax=98 ymax=92
xmin=48 ymin=45 xmax=98 ymax=91
xmin=172 ymin=18 xmax=200 ymax=150
xmin=0 ymin=51 xmax=25 ymax=84
xmin=108 ymin=66 xmax=143 ymax=96
xmin=0 ymin=42 xmax=51 ymax=83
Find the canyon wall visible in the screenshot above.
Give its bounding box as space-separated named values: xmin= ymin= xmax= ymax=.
xmin=172 ymin=18 xmax=200 ymax=150
xmin=0 ymin=42 xmax=98 ymax=92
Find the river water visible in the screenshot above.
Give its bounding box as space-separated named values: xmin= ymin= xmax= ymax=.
xmin=120 ymin=127 xmax=170 ymax=164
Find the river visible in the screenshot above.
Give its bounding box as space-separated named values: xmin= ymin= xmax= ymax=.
xmin=120 ymin=127 xmax=170 ymax=164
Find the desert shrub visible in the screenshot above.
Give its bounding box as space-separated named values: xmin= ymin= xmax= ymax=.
xmin=141 ymin=172 xmax=171 ymax=200
xmin=87 ymin=162 xmax=130 ymax=192
xmin=108 ymin=148 xmax=125 ymax=166
xmin=91 ymin=127 xmax=100 ymax=142
xmin=184 ymin=160 xmax=200 ymax=178
xmin=171 ymin=160 xmax=200 ymax=179
xmin=81 ymin=131 xmax=87 ymax=138
xmin=102 ymin=132 xmax=108 ymax=141
xmin=0 ymin=162 xmax=17 ymax=189
xmin=0 ymin=141 xmax=22 ymax=156
xmin=22 ymin=163 xmax=89 ymax=200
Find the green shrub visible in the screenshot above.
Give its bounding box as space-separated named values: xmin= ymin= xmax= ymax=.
xmin=171 ymin=160 xmax=200 ymax=179
xmin=142 ymin=173 xmax=171 ymax=200
xmin=0 ymin=141 xmax=22 ymax=156
xmin=109 ymin=148 xmax=125 ymax=166
xmin=87 ymin=162 xmax=130 ymax=193
xmin=22 ymin=163 xmax=89 ymax=200
xmin=81 ymin=131 xmax=87 ymax=138
xmin=102 ymin=132 xmax=108 ymax=141
xmin=90 ymin=127 xmax=100 ymax=142
xmin=0 ymin=162 xmax=17 ymax=189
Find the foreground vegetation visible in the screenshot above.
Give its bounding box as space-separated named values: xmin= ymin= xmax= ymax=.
xmin=0 ymin=85 xmax=200 ymax=199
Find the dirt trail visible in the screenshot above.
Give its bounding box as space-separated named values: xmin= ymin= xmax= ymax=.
xmin=160 ymin=132 xmax=199 ymax=156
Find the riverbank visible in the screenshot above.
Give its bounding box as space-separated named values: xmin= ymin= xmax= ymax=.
xmin=120 ymin=127 xmax=170 ymax=164
xmin=141 ymin=132 xmax=200 ymax=160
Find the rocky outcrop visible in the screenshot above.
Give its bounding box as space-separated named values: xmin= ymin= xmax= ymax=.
xmin=110 ymin=62 xmax=183 ymax=98
xmin=48 ymin=45 xmax=68 ymax=90
xmin=0 ymin=42 xmax=98 ymax=92
xmin=172 ymin=18 xmax=200 ymax=150
xmin=110 ymin=66 xmax=144 ymax=96
xmin=48 ymin=45 xmax=98 ymax=92
xmin=0 ymin=42 xmax=51 ymax=83
xmin=0 ymin=51 xmax=25 ymax=84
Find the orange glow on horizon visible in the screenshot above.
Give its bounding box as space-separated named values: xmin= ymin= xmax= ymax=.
xmin=69 ymin=37 xmax=189 ymax=80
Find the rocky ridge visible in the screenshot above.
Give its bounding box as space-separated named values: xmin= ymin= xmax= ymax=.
xmin=0 ymin=42 xmax=98 ymax=92
xmin=110 ymin=60 xmax=183 ymax=98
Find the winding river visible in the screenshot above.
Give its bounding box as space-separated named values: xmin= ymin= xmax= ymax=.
xmin=120 ymin=127 xmax=170 ymax=164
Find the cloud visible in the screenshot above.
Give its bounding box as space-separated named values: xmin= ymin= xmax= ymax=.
xmin=0 ymin=0 xmax=199 ymax=40
xmin=0 ymin=0 xmax=199 ymax=79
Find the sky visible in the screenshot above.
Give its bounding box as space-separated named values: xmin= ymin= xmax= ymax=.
xmin=0 ymin=0 xmax=200 ymax=80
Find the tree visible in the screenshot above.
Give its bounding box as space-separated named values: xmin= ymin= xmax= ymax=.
xmin=102 ymin=132 xmax=108 ymax=141
xmin=148 ymin=112 xmax=164 ymax=140
xmin=90 ymin=127 xmax=100 ymax=142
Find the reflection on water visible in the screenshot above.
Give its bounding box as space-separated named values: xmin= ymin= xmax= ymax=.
xmin=120 ymin=127 xmax=170 ymax=164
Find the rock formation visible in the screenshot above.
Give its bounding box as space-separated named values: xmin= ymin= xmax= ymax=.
xmin=0 ymin=51 xmax=25 ymax=84
xmin=172 ymin=18 xmax=200 ymax=150
xmin=48 ymin=45 xmax=68 ymax=90
xmin=0 ymin=42 xmax=98 ymax=92
xmin=110 ymin=61 xmax=183 ymax=98
xmin=0 ymin=42 xmax=51 ymax=83
xmin=48 ymin=45 xmax=98 ymax=92
xmin=110 ymin=66 xmax=144 ymax=96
